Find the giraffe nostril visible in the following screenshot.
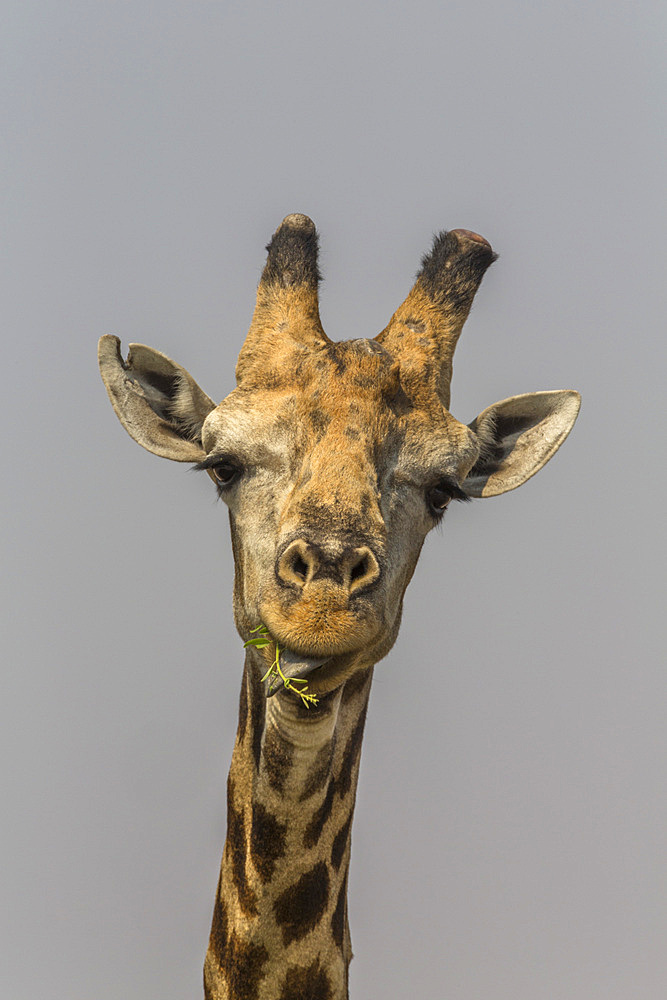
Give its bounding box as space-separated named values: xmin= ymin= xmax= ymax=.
xmin=349 ymin=555 xmax=368 ymax=584
xmin=346 ymin=546 xmax=380 ymax=593
xmin=292 ymin=553 xmax=309 ymax=581
xmin=276 ymin=539 xmax=317 ymax=589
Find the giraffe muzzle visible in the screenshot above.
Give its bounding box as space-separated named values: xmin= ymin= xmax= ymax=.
xmin=260 ymin=537 xmax=385 ymax=660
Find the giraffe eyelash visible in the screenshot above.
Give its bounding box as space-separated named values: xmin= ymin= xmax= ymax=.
xmin=192 ymin=452 xmax=240 ymax=473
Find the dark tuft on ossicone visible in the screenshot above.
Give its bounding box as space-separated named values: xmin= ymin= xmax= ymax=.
xmin=417 ymin=229 xmax=497 ymax=310
xmin=262 ymin=214 xmax=321 ymax=288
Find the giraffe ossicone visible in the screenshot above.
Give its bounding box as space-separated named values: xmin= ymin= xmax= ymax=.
xmin=99 ymin=214 xmax=580 ymax=999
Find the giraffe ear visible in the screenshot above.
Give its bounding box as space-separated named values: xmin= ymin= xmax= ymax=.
xmin=98 ymin=335 xmax=216 ymax=462
xmin=464 ymin=390 xmax=581 ymax=497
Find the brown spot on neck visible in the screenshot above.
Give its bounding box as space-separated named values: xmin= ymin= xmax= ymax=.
xmin=330 ymin=873 xmax=348 ymax=950
xmin=262 ymin=727 xmax=295 ymax=795
xmin=331 ymin=811 xmax=354 ymax=871
xmin=205 ymin=892 xmax=269 ymax=1000
xmin=249 ymin=802 xmax=287 ymax=883
xmin=299 ymin=741 xmax=334 ymax=801
xmin=279 ymin=959 xmax=334 ymax=1000
xmin=302 ymin=780 xmax=337 ymax=848
xmin=274 ymin=861 xmax=330 ymax=946
xmin=337 ymin=700 xmax=368 ymax=798
xmin=226 ymin=777 xmax=258 ymax=917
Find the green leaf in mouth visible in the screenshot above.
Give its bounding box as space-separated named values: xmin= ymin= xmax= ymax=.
xmin=244 ymin=626 xmax=319 ymax=708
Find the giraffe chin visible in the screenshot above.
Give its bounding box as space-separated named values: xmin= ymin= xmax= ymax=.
xmin=260 ymin=601 xmax=378 ymax=659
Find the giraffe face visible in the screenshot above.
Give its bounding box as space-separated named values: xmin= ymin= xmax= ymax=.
xmin=200 ymin=337 xmax=479 ymax=688
xmin=98 ymin=214 xmax=580 ymax=694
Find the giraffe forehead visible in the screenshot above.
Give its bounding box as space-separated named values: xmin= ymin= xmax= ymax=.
xmin=304 ymin=339 xmax=398 ymax=395
xmin=203 ymin=337 xmax=476 ymax=471
xmin=281 ymin=340 xmax=421 ymax=439
xmin=238 ymin=337 xmax=399 ymax=396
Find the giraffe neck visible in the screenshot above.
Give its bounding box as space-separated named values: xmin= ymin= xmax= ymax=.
xmin=204 ymin=650 xmax=373 ymax=1000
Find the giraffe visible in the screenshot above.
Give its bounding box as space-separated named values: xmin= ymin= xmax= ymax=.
xmin=99 ymin=213 xmax=580 ymax=1000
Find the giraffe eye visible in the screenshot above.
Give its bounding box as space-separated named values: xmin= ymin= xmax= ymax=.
xmin=212 ymin=462 xmax=241 ymax=488
xmin=426 ymin=477 xmax=470 ymax=517
xmin=427 ymin=482 xmax=453 ymax=514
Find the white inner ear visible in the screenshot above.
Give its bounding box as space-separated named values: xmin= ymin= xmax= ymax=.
xmin=163 ymin=372 xmax=209 ymax=443
xmin=99 ymin=336 xmax=216 ymax=462
xmin=126 ymin=370 xmax=175 ymax=421
xmin=465 ymin=390 xmax=581 ymax=497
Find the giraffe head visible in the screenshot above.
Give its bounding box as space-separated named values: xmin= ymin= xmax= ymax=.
xmin=99 ymin=214 xmax=579 ymax=694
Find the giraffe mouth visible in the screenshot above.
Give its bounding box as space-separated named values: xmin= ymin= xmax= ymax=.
xmin=264 ymin=649 xmax=331 ymax=698
xmin=266 ymin=646 xmax=374 ymax=699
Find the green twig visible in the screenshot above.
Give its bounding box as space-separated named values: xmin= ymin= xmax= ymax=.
xmin=244 ymin=625 xmax=318 ymax=708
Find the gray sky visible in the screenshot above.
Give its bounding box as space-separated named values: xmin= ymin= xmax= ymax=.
xmin=2 ymin=2 xmax=665 ymax=998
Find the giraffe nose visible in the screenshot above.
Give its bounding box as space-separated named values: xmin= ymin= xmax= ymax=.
xmin=276 ymin=539 xmax=381 ymax=594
